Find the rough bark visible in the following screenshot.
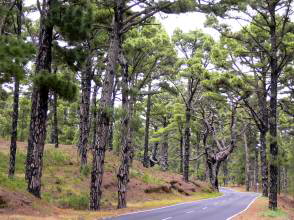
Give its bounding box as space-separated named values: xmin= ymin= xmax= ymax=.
xmin=91 ymin=85 xmax=98 ymax=149
xmin=143 ymin=83 xmax=151 ymax=168
xmin=8 ymin=0 xmax=22 ymax=178
xmin=108 ymin=85 xmax=116 ymax=151
xmin=26 ymin=0 xmax=53 ymax=198
xmin=8 ymin=77 xmax=20 ymax=177
xmin=183 ymin=106 xmax=191 ymax=182
xmin=150 ymin=126 xmax=159 ymax=167
xmin=90 ymin=10 xmax=121 ymax=210
xmin=117 ymin=52 xmax=130 ymax=209
xmin=205 ymin=103 xmax=238 ymax=191
xmin=78 ymin=57 xmax=93 ymax=168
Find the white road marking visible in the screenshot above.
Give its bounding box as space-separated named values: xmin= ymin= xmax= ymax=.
xmin=202 ymin=207 xmax=208 ymax=210
xmin=161 ymin=217 xmax=172 ymax=220
xmin=107 ymin=193 xmax=225 ymax=218
xmin=226 ymin=194 xmax=261 ymax=220
xmin=185 ymin=210 xmax=195 ymax=214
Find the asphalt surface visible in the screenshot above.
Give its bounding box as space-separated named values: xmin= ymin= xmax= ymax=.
xmin=105 ymin=188 xmax=260 ymax=220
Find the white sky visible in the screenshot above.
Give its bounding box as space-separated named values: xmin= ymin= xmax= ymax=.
xmin=24 ymin=0 xmax=226 ymax=39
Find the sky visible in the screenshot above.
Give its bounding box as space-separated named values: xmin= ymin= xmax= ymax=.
xmin=24 ymin=0 xmax=224 ymax=39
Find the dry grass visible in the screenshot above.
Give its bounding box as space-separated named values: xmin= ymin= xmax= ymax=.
xmin=0 ymin=139 xmax=220 ymax=219
xmin=233 ymin=196 xmax=294 ymax=220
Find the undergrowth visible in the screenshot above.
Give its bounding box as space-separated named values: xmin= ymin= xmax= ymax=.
xmin=261 ymin=208 xmax=288 ymax=218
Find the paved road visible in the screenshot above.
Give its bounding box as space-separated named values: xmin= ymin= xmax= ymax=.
xmin=105 ymin=188 xmax=260 ymax=220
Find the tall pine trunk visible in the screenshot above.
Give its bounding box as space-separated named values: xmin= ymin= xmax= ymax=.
xmin=108 ymin=79 xmax=118 ymax=151
xmin=91 ymin=85 xmax=99 ymax=149
xmin=260 ymin=131 xmax=268 ymax=196
xmin=244 ymin=132 xmax=250 ymax=191
xmin=8 ymin=0 xmax=22 ymax=178
xmin=8 ymin=77 xmax=20 ymax=177
xmin=26 ymin=0 xmax=53 ymax=197
xmin=90 ymin=9 xmax=122 ymax=209
xmin=183 ymin=106 xmax=191 ymax=182
xmin=117 ymin=52 xmax=130 ymax=209
xmin=143 ymin=83 xmax=151 ymax=168
xmin=78 ymin=57 xmax=92 ymax=168
xmin=268 ymin=4 xmax=279 ymax=209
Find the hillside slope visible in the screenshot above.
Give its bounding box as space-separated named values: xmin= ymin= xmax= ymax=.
xmin=0 ymin=140 xmax=220 ymax=219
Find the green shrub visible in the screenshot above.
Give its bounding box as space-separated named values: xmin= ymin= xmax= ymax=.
xmin=59 ymin=194 xmax=89 ymax=210
xmin=0 ymin=172 xmax=26 ymax=191
xmin=80 ymin=165 xmax=91 ymax=177
xmin=261 ymin=208 xmax=287 ymax=218
xmin=44 ymin=148 xmax=70 ymax=166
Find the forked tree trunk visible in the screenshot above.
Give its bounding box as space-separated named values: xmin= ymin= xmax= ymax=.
xmin=206 ymin=157 xmax=221 ymax=191
xmin=90 ymin=12 xmax=121 ymax=210
xmin=26 ymin=0 xmax=53 ymax=197
xmin=8 ymin=0 xmax=22 ymax=178
xmin=78 ymin=57 xmax=92 ymax=168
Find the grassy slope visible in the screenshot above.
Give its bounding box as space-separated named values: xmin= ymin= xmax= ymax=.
xmin=0 ymin=140 xmax=221 ymax=219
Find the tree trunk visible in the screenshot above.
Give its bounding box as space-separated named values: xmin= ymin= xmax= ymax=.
xmin=160 ymin=118 xmax=168 ymax=171
xmin=244 ymin=132 xmax=250 ymax=191
xmin=91 ymin=85 xmax=98 ymax=149
xmin=183 ymin=106 xmax=191 ymax=182
xmin=179 ymin=130 xmax=183 ymax=174
xmin=50 ymin=91 xmax=58 ymax=148
xmin=143 ymin=83 xmax=151 ymax=168
xmin=26 ymin=0 xmax=53 ymax=197
xmin=206 ymin=156 xmax=221 ymax=192
xmin=8 ymin=77 xmax=20 ymax=177
xmin=108 ymin=87 xmax=116 ymax=151
xmin=260 ymin=131 xmax=268 ymax=197
xmin=90 ymin=11 xmax=121 ymax=210
xmin=254 ymin=144 xmax=259 ymax=192
xmin=269 ymin=65 xmax=278 ymax=210
xmin=78 ymin=57 xmax=92 ymax=168
xmin=8 ymin=0 xmax=22 ymax=178
xmin=117 ymin=52 xmax=130 ymax=209
xmin=222 ymin=159 xmax=228 ymax=186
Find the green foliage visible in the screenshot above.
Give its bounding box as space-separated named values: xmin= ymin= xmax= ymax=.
xmin=52 ymin=0 xmax=95 ymax=42
xmin=33 ymin=71 xmax=77 ymax=101
xmin=59 ymin=194 xmax=89 ymax=210
xmin=43 ymin=148 xmax=71 ymax=166
xmin=261 ymin=208 xmax=288 ymax=218
xmin=0 ymin=36 xmax=35 ymax=83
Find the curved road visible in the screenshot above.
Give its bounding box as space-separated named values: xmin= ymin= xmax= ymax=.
xmin=105 ymin=188 xmax=260 ymax=220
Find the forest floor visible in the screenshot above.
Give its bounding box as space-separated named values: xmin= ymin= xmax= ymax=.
xmin=229 ymin=186 xmax=294 ymax=220
xmin=0 ymin=140 xmax=220 ymax=219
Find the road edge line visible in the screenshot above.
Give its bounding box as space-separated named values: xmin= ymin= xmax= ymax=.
xmin=226 ymin=195 xmax=261 ymax=220
xmin=105 ymin=192 xmax=226 ymax=218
